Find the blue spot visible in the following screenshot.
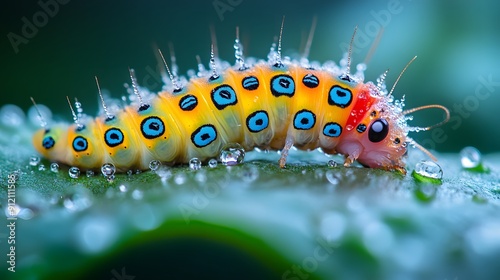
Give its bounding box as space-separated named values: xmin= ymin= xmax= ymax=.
xmin=72 ymin=136 xmax=88 ymax=152
xmin=42 ymin=136 xmax=55 ymax=149
xmin=323 ymin=122 xmax=342 ymax=137
xmin=104 ymin=128 xmax=124 ymax=147
xmin=328 ymin=86 xmax=352 ymax=108
xmin=293 ymin=110 xmax=316 ymax=130
xmin=211 ymin=85 xmax=237 ymax=110
xmin=270 ymin=75 xmax=295 ymax=97
xmin=246 ymin=110 xmax=269 ymax=133
xmin=191 ymin=124 xmax=217 ymax=148
xmin=179 ymin=95 xmax=198 ymax=111
xmin=141 ymin=116 xmax=165 ymax=139
xmin=242 ymin=76 xmax=259 ymax=90
xmin=302 ymin=74 xmax=319 ymax=88
xmin=356 ymin=124 xmax=367 ymax=133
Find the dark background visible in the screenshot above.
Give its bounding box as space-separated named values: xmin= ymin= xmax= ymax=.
xmin=1 ymin=0 xmax=499 ymax=153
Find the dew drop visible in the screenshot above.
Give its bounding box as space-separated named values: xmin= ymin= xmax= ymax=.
xmin=0 ymin=104 xmax=26 ymax=127
xmin=101 ymin=163 xmax=116 ymax=177
xmin=194 ymin=169 xmax=207 ymax=183
xmin=50 ymin=163 xmax=59 ymax=173
xmin=126 ymin=170 xmax=133 ymax=176
xmin=69 ymin=167 xmax=80 ymax=179
xmin=174 ymin=173 xmax=187 ymax=185
xmin=346 ymin=125 xmax=353 ymax=131
xmin=156 ymin=166 xmax=172 ymax=182
xmin=149 ymin=160 xmax=161 ymax=171
xmin=86 ymin=170 xmax=95 ymax=178
xmin=118 ymin=184 xmax=128 ymax=193
xmin=460 ymin=146 xmax=482 ymax=169
xmin=131 ymin=189 xmax=144 ymax=200
xmin=413 ymin=160 xmax=443 ymax=180
xmin=5 ymin=204 xmax=21 ymax=218
xmin=219 ymin=143 xmax=245 ymax=166
xmin=29 ymin=155 xmax=40 ymax=166
xmin=208 ymin=158 xmax=218 ymax=168
xmin=189 ymin=158 xmax=202 ymax=170
xmin=327 ymin=160 xmax=338 ymax=168
xmin=28 ymin=103 xmax=52 ymax=126
xmin=38 ymin=164 xmax=46 ymax=171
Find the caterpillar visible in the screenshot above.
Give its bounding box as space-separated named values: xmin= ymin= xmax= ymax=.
xmin=31 ymin=23 xmax=449 ymax=175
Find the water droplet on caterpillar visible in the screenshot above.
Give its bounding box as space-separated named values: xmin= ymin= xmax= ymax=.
xmin=208 ymin=158 xmax=218 ymax=168
xmin=219 ymin=143 xmax=245 ymax=166
xmin=460 ymin=146 xmax=481 ymax=169
xmin=50 ymin=163 xmax=59 ymax=173
xmin=149 ymin=160 xmax=161 ymax=171
xmin=189 ymin=158 xmax=202 ymax=170
xmin=413 ymin=160 xmax=443 ymax=181
xmin=69 ymin=167 xmax=81 ymax=179
xmin=29 ymin=155 xmax=40 ymax=166
xmin=86 ymin=170 xmax=95 ymax=177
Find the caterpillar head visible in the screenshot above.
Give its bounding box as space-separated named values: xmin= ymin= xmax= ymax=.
xmin=335 ymin=85 xmax=409 ymax=173
xmin=335 ymin=82 xmax=450 ymax=174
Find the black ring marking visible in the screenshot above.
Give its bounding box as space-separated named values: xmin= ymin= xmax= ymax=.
xmin=270 ymin=75 xmax=295 ymax=97
xmin=42 ymin=136 xmax=55 ymax=149
xmin=179 ymin=94 xmax=198 ymax=111
xmin=191 ymin=124 xmax=217 ymax=148
xmin=246 ymin=110 xmax=269 ymax=133
xmin=323 ymin=122 xmax=342 ymax=138
xmin=356 ymin=124 xmax=367 ymax=133
xmin=293 ymin=109 xmax=316 ymax=130
xmin=211 ymin=84 xmax=237 ymax=110
xmin=302 ymin=74 xmax=319 ymax=88
xmin=140 ymin=116 xmax=165 ymax=139
xmin=328 ymin=85 xmax=353 ymax=108
xmin=242 ymin=76 xmax=259 ymax=90
xmin=104 ymin=127 xmax=124 ymax=147
xmin=72 ymin=136 xmax=88 ymax=152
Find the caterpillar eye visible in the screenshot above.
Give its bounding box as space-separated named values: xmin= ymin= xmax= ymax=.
xmin=368 ymin=119 xmax=389 ymax=143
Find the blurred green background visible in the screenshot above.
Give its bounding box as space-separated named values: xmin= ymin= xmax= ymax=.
xmin=1 ymin=0 xmax=499 ymax=153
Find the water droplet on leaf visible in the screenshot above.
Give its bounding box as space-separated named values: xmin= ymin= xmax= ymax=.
xmin=219 ymin=143 xmax=245 ymax=166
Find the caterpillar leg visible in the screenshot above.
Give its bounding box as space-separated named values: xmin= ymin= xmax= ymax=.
xmin=278 ymin=135 xmax=295 ymax=168
xmin=343 ymin=155 xmax=357 ymax=167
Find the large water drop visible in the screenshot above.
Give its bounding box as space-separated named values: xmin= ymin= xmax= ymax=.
xmin=413 ymin=160 xmax=443 ymax=181
xmin=219 ymin=143 xmax=245 ymax=166
xmin=189 ymin=158 xmax=202 ymax=170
